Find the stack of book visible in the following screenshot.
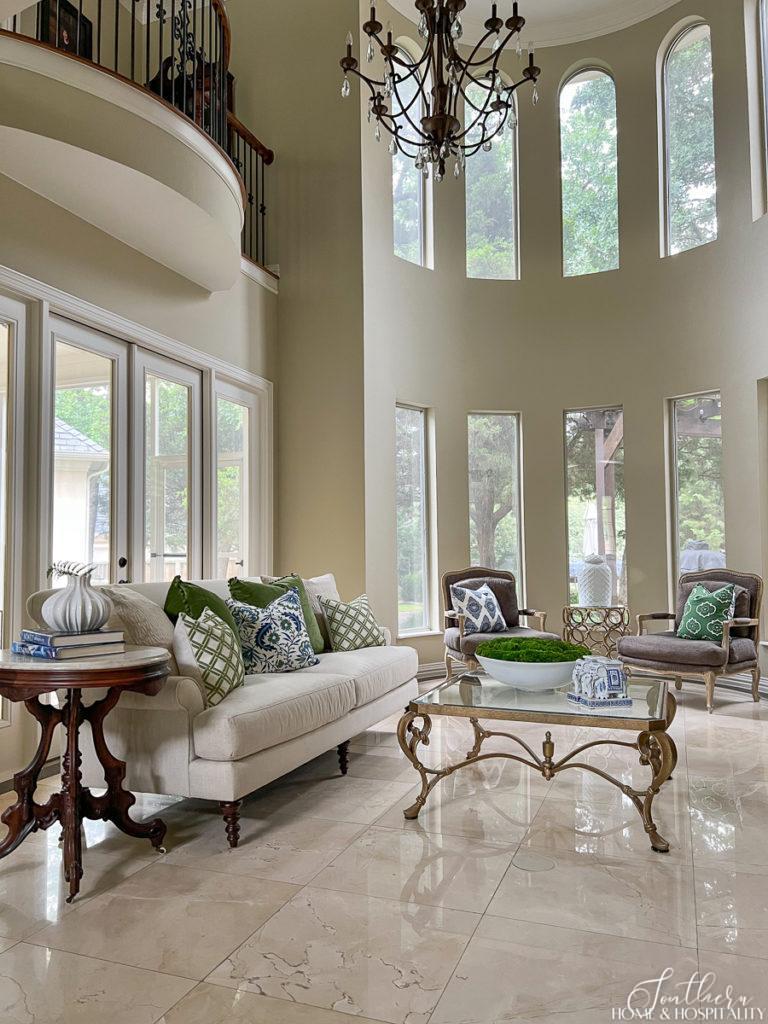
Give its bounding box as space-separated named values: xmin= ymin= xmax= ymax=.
xmin=12 ymin=628 xmax=125 ymax=660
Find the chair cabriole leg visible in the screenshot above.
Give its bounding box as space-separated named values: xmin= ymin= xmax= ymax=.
xmin=752 ymin=667 xmax=761 ymax=703
xmin=704 ymin=672 xmax=716 ymax=714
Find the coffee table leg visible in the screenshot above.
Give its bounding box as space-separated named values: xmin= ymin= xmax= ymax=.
xmin=397 ymin=710 xmax=441 ymax=820
xmin=637 ymin=730 xmax=677 ymax=854
xmin=81 ymin=688 xmax=167 ymax=853
xmin=0 ymin=698 xmax=62 ymax=858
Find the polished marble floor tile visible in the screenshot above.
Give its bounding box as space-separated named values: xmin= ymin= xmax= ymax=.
xmin=430 ymin=915 xmax=699 ymax=1024
xmin=29 ymin=863 xmax=299 ymax=979
xmin=696 ymin=863 xmax=768 ymax=959
xmin=243 ymin=775 xmax=415 ymax=826
xmin=0 ymin=942 xmax=195 ymax=1023
xmin=160 ymin=983 xmax=382 ymax=1024
xmin=488 ymin=845 xmax=697 ymax=947
xmin=163 ymin=811 xmax=364 ymax=885
xmin=312 ymin=825 xmax=514 ymax=912
xmin=0 ymin=836 xmax=155 ymax=940
xmin=697 ymin=950 xmax=768 ymax=1018
xmin=525 ymin=791 xmax=692 ymax=863
xmin=689 ymin=776 xmax=768 ymax=872
xmin=206 ymin=885 xmax=479 ymax=1024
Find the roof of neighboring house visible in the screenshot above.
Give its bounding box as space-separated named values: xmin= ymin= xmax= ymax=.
xmin=54 ymin=418 xmax=108 ymax=457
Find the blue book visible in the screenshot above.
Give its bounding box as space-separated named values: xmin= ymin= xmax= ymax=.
xmin=19 ymin=629 xmax=124 ymax=649
xmin=13 ymin=640 xmax=125 ymax=660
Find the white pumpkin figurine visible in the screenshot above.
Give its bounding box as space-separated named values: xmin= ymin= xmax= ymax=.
xmin=42 ymin=561 xmax=113 ymax=635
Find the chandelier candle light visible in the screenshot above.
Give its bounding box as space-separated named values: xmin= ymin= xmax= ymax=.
xmin=339 ymin=1 xmax=541 ymax=181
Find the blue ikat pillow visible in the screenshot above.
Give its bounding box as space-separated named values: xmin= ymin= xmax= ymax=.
xmin=226 ymin=588 xmax=319 ymax=674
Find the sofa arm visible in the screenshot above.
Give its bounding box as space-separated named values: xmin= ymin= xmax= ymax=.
xmin=382 ymin=627 xmax=393 ymax=646
xmin=80 ymin=674 xmax=205 ymax=798
xmin=520 ymin=609 xmax=548 ymax=632
xmin=636 ymin=612 xmax=675 ymax=635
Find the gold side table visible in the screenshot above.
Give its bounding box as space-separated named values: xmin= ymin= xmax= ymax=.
xmin=563 ymin=605 xmax=630 ymax=656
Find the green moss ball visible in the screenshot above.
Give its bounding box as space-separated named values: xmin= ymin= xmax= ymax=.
xmin=475 ymin=638 xmax=590 ymax=664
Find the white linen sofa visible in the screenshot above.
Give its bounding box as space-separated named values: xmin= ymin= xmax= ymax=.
xmin=27 ymin=579 xmax=419 ymax=847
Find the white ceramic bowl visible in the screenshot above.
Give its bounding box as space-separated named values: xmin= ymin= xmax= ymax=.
xmin=476 ymin=655 xmax=579 ymax=692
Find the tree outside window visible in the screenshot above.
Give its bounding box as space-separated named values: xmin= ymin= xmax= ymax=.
xmin=664 ymin=24 xmax=718 ymax=255
xmin=560 ymin=69 xmax=619 ymax=277
xmin=396 ymin=405 xmax=429 ymax=633
xmin=468 ymin=414 xmax=523 ymax=580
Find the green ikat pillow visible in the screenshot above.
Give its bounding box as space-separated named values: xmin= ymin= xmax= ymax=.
xmin=677 ymin=583 xmax=736 ymax=643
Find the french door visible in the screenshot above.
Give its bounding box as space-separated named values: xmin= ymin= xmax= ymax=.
xmin=214 ymin=379 xmax=261 ymax=578
xmin=132 ymin=352 xmax=203 ymax=582
xmin=49 ymin=319 xmax=204 ymax=585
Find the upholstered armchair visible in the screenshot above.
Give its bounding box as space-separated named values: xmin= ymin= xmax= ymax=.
xmin=441 ymin=567 xmax=559 ymax=679
xmin=618 ymin=569 xmax=763 ymax=713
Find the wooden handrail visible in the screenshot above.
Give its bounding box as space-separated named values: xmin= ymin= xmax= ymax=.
xmin=227 ymin=112 xmax=274 ymax=165
xmin=211 ymin=0 xmax=231 ymax=71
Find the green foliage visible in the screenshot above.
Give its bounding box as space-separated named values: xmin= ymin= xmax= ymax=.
xmin=468 ymin=414 xmax=521 ymax=574
xmin=674 ymin=397 xmax=724 ymax=553
xmin=56 ymin=387 xmax=110 ymax=449
xmin=560 ymin=72 xmax=619 ymax=276
xmin=666 ymin=28 xmax=717 ymax=254
xmin=466 ymin=85 xmax=517 ymax=280
xmin=396 ymin=407 xmax=427 ymax=630
xmin=476 ymin=637 xmax=590 ymax=663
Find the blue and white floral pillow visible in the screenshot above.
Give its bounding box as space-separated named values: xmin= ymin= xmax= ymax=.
xmin=450 ymin=582 xmax=506 ymax=636
xmin=226 ymin=589 xmax=319 ymax=674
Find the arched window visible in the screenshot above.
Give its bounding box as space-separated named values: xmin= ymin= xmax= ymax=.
xmin=392 ymin=43 xmax=432 ymax=267
xmin=559 ymin=68 xmax=619 ymax=277
xmin=465 ymin=82 xmax=519 ymax=280
xmin=661 ymin=23 xmax=718 ymax=255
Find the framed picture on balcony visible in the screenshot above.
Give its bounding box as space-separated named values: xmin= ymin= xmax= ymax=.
xmin=39 ymin=0 xmax=93 ymax=61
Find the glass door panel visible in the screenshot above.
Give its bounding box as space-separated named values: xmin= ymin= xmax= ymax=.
xmin=134 ymin=353 xmax=202 ymax=583
xmin=0 ymin=324 xmax=10 ymax=641
xmin=52 ymin=334 xmax=127 ymax=584
xmin=216 ymin=396 xmax=250 ymax=578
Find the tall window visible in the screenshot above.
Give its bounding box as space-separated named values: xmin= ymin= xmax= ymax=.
xmin=565 ymin=408 xmax=626 ymax=605
xmin=671 ymin=393 xmax=725 ymax=578
xmin=662 ymin=23 xmax=718 ymax=255
xmin=468 ymin=414 xmax=523 ymax=579
xmin=216 ymin=394 xmax=251 ymax=578
xmin=396 ymin=405 xmax=430 ymax=634
xmin=392 ymin=53 xmax=431 ymax=266
xmin=560 ymin=69 xmax=619 ymax=277
xmin=465 ymin=84 xmax=519 ymax=280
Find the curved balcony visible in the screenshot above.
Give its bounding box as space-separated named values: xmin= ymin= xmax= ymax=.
xmin=0 ymin=0 xmax=273 ymax=290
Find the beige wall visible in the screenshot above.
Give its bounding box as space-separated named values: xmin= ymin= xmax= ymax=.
xmin=227 ymin=0 xmax=367 ymax=599
xmin=361 ymin=0 xmax=768 ymax=665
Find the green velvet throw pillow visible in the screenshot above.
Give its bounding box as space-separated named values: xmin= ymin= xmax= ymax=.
xmin=164 ymin=576 xmax=239 ymax=636
xmin=227 ymin=575 xmax=324 ymax=655
xmin=677 ymin=583 xmax=736 ymax=642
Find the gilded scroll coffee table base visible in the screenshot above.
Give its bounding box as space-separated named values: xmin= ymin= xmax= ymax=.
xmin=396 ymin=712 xmax=678 ymax=854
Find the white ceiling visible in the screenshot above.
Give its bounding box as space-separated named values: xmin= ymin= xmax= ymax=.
xmin=386 ymin=0 xmax=683 ymax=48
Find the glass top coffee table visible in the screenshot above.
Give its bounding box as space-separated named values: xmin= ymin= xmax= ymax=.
xmin=397 ymin=671 xmax=678 ymax=853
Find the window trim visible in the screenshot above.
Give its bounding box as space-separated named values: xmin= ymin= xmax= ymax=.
xmin=667 ymin=389 xmax=725 ymax=597
xmin=759 ymin=0 xmax=768 ymax=206
xmin=466 ymin=410 xmax=526 ymax=603
xmin=395 ymin=402 xmax=436 ymax=638
xmin=558 ymin=64 xmax=620 ymax=278
xmin=464 ymin=83 xmax=521 ymax=281
xmin=658 ymin=19 xmax=717 ymax=258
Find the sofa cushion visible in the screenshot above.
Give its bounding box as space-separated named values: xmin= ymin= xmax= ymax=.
xmin=164 ymin=576 xmax=239 ymax=636
xmin=446 ymin=625 xmax=559 ymax=658
xmin=301 ymin=645 xmax=419 ymax=706
xmin=319 ymin=594 xmax=386 ymax=651
xmin=618 ymin=631 xmax=728 ymax=668
xmin=227 ymin=592 xmax=319 ymax=674
xmin=193 ymin=672 xmax=356 ymax=761
xmin=229 ymin=575 xmax=325 ymax=655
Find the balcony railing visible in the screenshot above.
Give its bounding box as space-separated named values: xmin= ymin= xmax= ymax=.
xmin=3 ymin=0 xmax=273 ymax=270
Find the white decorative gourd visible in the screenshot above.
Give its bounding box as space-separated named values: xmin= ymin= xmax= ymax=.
xmin=577 ymin=555 xmax=613 ymax=607
xmin=41 ymin=572 xmax=113 ymax=634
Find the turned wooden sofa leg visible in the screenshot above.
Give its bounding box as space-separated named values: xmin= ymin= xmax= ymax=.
xmin=674 ymin=676 xmax=683 ymax=691
xmin=337 ymin=741 xmax=350 ymax=776
xmin=220 ymin=801 xmax=242 ymax=848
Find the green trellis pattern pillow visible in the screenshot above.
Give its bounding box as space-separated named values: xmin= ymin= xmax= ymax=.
xmin=677 ymin=583 xmax=736 ymax=642
xmin=180 ymin=608 xmax=245 ymax=707
xmin=319 ymin=594 xmax=386 ymax=652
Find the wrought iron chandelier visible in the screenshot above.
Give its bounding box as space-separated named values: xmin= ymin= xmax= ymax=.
xmin=339 ymin=1 xmax=541 ymax=181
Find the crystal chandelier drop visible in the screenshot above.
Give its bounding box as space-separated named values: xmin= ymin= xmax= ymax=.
xmin=339 ymin=1 xmax=541 ymax=181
